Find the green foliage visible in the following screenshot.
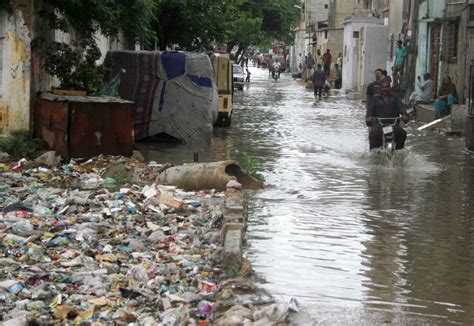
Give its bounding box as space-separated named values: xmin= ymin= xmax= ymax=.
xmin=42 ymin=0 xmax=156 ymax=44
xmin=0 ymin=132 xmax=48 ymax=159
xmin=226 ymin=0 xmax=300 ymax=51
xmin=152 ymin=0 xmax=235 ymax=51
xmin=241 ymin=152 xmax=264 ymax=181
xmin=0 ymin=0 xmax=12 ymax=13
xmin=41 ymin=41 xmax=105 ymax=93
xmin=151 ymin=0 xmax=299 ymax=52
xmin=69 ymin=59 xmax=106 ymax=94
xmin=37 ymin=0 xmax=155 ymax=93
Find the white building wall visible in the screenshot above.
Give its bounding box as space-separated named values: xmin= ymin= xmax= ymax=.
xmin=358 ymin=25 xmax=389 ymax=92
xmin=0 ymin=9 xmax=31 ymax=134
xmin=96 ymin=32 xmax=128 ymax=62
xmin=415 ymin=2 xmax=430 ymax=88
xmin=291 ymin=28 xmax=307 ymax=73
xmin=388 ymin=1 xmax=404 ymax=35
xmin=342 ymin=17 xmax=383 ymax=91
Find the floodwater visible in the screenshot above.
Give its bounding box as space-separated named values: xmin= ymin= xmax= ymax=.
xmin=138 ymin=67 xmax=474 ymax=325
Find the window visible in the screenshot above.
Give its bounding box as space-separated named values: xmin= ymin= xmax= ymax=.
xmin=324 ymin=4 xmax=328 ymax=9
xmin=469 ymin=4 xmax=474 ymax=21
xmin=445 ymin=22 xmax=458 ymax=63
xmin=325 ymin=31 xmax=328 ymax=39
xmin=353 ymin=31 xmax=359 ymax=38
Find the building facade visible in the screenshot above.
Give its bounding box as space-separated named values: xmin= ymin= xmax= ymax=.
xmin=0 ymin=1 xmax=129 ymax=135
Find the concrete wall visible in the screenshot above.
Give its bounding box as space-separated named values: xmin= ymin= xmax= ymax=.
xmin=342 ymin=17 xmax=383 ymax=91
xmin=290 ymin=23 xmax=307 ymax=73
xmin=305 ymin=0 xmax=330 ymax=25
xmin=327 ymin=29 xmax=344 ymax=58
xmin=442 ymin=2 xmax=469 ymax=103
xmin=415 ymin=2 xmax=430 ymax=86
xmin=0 ymin=9 xmax=31 ymax=134
xmin=96 ymin=32 xmax=128 ymax=62
xmin=388 ymin=1 xmax=404 ymax=35
xmin=332 ymin=0 xmax=372 ymax=28
xmin=414 ymin=0 xmax=446 ymax=97
xmin=358 ymin=25 xmax=389 ymax=92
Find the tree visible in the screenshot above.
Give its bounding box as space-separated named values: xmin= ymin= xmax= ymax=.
xmin=41 ymin=0 xmax=156 ymax=45
xmin=150 ymin=0 xmax=299 ymax=54
xmin=225 ymin=0 xmax=300 ymax=61
xmin=151 ymin=0 xmax=237 ymax=51
xmin=33 ymin=0 xmax=156 ymax=92
xmin=0 ymin=0 xmax=12 ymax=13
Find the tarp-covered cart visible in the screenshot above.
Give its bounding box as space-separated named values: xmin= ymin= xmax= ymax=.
xmin=106 ymin=51 xmax=218 ymax=143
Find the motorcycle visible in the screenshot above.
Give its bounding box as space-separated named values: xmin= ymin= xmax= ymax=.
xmin=375 ymin=117 xmax=401 ymax=155
xmin=271 ymin=69 xmax=280 ymax=80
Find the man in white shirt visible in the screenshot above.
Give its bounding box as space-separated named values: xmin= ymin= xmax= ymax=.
xmin=409 ymin=72 xmax=433 ymax=104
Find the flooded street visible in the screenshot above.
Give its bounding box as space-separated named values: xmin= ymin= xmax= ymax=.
xmin=139 ymin=67 xmax=474 ymax=325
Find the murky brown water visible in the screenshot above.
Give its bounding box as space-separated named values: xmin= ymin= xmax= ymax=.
xmin=138 ymin=67 xmax=474 ymax=325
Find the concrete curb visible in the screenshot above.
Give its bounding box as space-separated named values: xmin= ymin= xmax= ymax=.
xmin=221 ymin=188 xmax=247 ymax=273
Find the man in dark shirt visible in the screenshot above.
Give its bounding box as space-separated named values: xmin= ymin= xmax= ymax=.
xmin=366 ymin=80 xmax=409 ymax=150
xmin=366 ymin=68 xmax=384 ymax=108
xmin=334 ymin=64 xmax=342 ymax=89
xmin=312 ymin=64 xmax=326 ymax=100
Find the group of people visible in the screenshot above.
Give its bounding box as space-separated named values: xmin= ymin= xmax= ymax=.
xmin=365 ymin=63 xmax=458 ymax=151
xmin=299 ymin=49 xmax=343 ymax=95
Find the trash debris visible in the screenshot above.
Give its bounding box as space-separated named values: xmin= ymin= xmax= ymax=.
xmin=0 ymin=153 xmax=290 ymax=325
xmin=33 ymin=151 xmax=62 ymax=168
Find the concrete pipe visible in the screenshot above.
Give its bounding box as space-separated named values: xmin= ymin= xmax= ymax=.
xmin=156 ymin=160 xmax=263 ymax=191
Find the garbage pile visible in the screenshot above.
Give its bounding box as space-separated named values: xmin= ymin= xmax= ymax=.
xmin=0 ymin=154 xmax=226 ymax=325
xmin=0 ymin=153 xmax=295 ymax=325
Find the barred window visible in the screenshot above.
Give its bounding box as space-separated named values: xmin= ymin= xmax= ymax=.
xmin=445 ymin=22 xmax=458 ymax=63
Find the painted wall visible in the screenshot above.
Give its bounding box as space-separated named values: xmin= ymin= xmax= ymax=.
xmin=415 ymin=2 xmax=429 ymax=86
xmin=342 ymin=17 xmax=383 ymax=91
xmin=0 ymin=9 xmax=31 ymax=134
xmin=414 ymin=0 xmax=446 ymax=96
xmin=291 ymin=26 xmax=307 ymax=73
xmin=358 ymin=25 xmax=389 ymax=92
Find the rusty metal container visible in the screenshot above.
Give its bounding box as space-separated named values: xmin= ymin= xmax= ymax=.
xmin=34 ymin=92 xmax=134 ymax=159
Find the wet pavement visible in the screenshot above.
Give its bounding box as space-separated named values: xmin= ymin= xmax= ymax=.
xmin=139 ymin=67 xmax=474 ymax=325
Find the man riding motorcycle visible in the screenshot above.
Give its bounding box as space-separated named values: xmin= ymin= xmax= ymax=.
xmin=366 ymin=80 xmax=409 ymax=150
